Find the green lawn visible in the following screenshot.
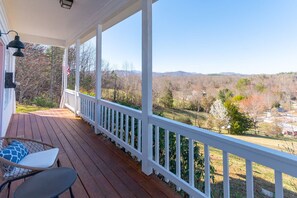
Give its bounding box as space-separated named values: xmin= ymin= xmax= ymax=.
xmin=16 ymin=103 xmax=50 ymax=113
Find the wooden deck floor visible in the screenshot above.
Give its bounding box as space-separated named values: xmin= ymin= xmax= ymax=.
xmin=2 ymin=109 xmax=179 ymax=198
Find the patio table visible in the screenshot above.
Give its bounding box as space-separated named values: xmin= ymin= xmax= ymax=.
xmin=14 ymin=167 xmax=77 ymax=198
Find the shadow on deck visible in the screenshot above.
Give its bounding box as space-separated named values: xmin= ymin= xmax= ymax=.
xmin=1 ymin=109 xmax=180 ymax=198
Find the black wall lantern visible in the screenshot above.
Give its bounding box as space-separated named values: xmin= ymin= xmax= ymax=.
xmin=60 ymin=0 xmax=73 ymax=9
xmin=5 ymin=72 xmax=16 ymax=89
xmin=0 ymin=30 xmax=24 ymax=57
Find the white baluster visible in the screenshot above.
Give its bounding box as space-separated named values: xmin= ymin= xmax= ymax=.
xmin=204 ymin=144 xmax=210 ymax=197
xmin=138 ymin=120 xmax=142 ymax=153
xmin=155 ymin=126 xmax=159 ymax=164
xmin=189 ymin=138 xmax=194 ymax=187
xmin=275 ymin=170 xmax=283 ymax=198
xmin=131 ymin=117 xmax=135 ymax=148
xmin=165 ymin=129 xmax=169 ymax=182
xmin=223 ymin=151 xmax=230 ymax=198
xmin=88 ymin=100 xmax=90 ymax=118
xmin=120 ymin=113 xmax=124 ymax=141
xmin=125 ymin=114 xmax=129 ymax=143
xmin=100 ymin=105 xmax=103 ymax=126
xmin=116 ymin=111 xmax=119 ymax=138
xmin=176 ymin=133 xmax=181 ymax=191
xmin=111 ymin=109 xmax=115 ymax=135
xmin=85 ymin=99 xmax=88 ymax=117
xmin=246 ymin=160 xmax=254 ymax=198
xmin=104 ymin=106 xmax=107 ymax=129
xmin=87 ymin=99 xmax=89 ymax=118
xmin=108 ymin=108 xmax=111 ymax=132
xmin=81 ymin=98 xmax=83 ymax=117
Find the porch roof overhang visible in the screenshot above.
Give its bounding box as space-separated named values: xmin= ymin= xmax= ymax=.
xmin=1 ymin=0 xmax=142 ymax=47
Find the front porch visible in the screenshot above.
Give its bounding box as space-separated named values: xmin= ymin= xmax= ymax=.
xmin=1 ymin=109 xmax=179 ymax=198
xmin=0 ymin=0 xmax=296 ymax=197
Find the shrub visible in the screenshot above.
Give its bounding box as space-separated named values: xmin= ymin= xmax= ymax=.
xmin=258 ymin=122 xmax=282 ymax=137
xmin=33 ymin=97 xmax=57 ymax=108
xmin=175 ymin=116 xmax=193 ymax=125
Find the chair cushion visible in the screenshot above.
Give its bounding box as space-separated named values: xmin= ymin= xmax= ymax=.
xmin=0 ymin=140 xmax=29 ymax=164
xmin=18 ymin=148 xmax=59 ymax=168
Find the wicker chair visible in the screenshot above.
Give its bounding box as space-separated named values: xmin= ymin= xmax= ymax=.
xmin=0 ymin=137 xmax=60 ymax=197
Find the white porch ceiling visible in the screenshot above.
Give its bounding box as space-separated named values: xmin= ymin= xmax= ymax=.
xmin=2 ymin=0 xmax=140 ymax=47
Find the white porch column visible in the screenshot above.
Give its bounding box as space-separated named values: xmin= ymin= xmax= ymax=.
xmin=141 ymin=0 xmax=153 ymax=175
xmin=63 ymin=47 xmax=68 ymax=93
xmin=95 ymin=25 xmax=102 ymax=134
xmin=74 ymin=40 xmax=80 ymax=115
xmin=12 ymin=56 xmax=16 ymax=114
xmin=60 ymin=47 xmax=68 ymax=108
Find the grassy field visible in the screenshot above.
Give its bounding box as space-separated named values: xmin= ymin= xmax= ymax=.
xmin=16 ymin=103 xmax=50 ymax=113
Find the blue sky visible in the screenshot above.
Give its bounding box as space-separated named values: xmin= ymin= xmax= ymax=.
xmin=101 ymin=0 xmax=297 ymax=74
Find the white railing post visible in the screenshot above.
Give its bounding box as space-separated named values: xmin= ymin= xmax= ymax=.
xmin=60 ymin=47 xmax=68 ymax=108
xmin=204 ymin=144 xmax=211 ymax=197
xmin=141 ymin=0 xmax=153 ymax=175
xmin=246 ymin=160 xmax=254 ymax=198
xmin=223 ymin=151 xmax=230 ymax=198
xmin=95 ymin=25 xmax=102 ymax=134
xmin=275 ymin=170 xmax=283 ymax=198
xmin=74 ymin=40 xmax=80 ymax=115
xmin=165 ymin=129 xmax=169 ymax=182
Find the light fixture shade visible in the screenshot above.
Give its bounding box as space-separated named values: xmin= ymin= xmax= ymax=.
xmin=7 ymin=35 xmax=24 ymax=49
xmin=13 ymin=48 xmax=24 ymax=57
xmin=60 ymin=0 xmax=73 ymax=9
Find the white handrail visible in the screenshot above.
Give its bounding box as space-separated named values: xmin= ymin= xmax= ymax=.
xmin=98 ymin=99 xmax=142 ymax=120
xmin=79 ymin=92 xmax=96 ymax=102
xmin=65 ymin=89 xmax=75 ymax=94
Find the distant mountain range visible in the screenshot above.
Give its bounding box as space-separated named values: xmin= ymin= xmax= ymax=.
xmin=113 ymin=70 xmax=245 ymax=77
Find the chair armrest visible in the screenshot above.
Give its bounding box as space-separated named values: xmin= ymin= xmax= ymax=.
xmin=1 ymin=137 xmax=55 ymax=153
xmin=0 ymin=157 xmax=49 ymax=172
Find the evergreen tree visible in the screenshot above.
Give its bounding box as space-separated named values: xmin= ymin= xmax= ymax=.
xmin=218 ymin=89 xmax=233 ymax=103
xmin=160 ymin=84 xmax=174 ymax=108
xmin=224 ymin=101 xmax=253 ymax=135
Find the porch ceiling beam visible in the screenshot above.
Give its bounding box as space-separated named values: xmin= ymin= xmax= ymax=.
xmin=19 ymin=33 xmax=66 ymax=47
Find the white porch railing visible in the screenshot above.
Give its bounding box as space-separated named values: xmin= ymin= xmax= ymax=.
xmin=97 ymin=99 xmax=143 ymax=160
xmin=63 ymin=91 xmax=297 ymax=198
xmin=78 ymin=93 xmax=96 ymax=125
xmin=64 ymin=89 xmax=76 ymax=112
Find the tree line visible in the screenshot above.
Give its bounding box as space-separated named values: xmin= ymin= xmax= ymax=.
xmin=15 ymin=43 xmax=63 ymax=107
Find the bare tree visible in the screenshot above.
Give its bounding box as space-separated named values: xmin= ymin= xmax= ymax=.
xmin=210 ymin=99 xmax=229 ymax=133
xmin=15 ymin=44 xmax=51 ymax=103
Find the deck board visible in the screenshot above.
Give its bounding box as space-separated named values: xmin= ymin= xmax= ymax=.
xmin=2 ymin=109 xmax=180 ymax=198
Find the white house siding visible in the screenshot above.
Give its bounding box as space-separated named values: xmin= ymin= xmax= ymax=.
xmin=0 ymin=2 xmax=16 ymax=136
